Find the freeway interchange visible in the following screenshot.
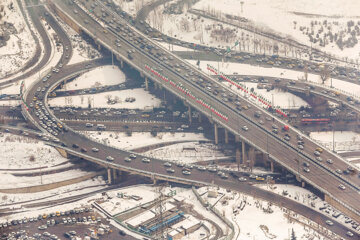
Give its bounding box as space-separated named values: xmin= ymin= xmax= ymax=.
xmin=16 ymin=0 xmax=360 ymax=237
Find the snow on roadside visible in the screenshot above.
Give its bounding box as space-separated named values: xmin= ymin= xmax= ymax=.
xmin=0 ymin=133 xmax=68 ymax=169
xmin=0 ymin=176 xmax=105 ymax=206
xmin=113 ymin=0 xmax=157 ymax=18
xmin=48 ymin=88 xmax=162 ymax=109
xmin=81 ymin=131 xmax=207 ymax=151
xmin=0 ymin=169 xmax=92 ymax=189
xmin=59 ymin=65 xmax=126 ymax=91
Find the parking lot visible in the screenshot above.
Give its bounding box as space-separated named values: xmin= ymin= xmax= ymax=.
xmin=0 ymin=207 xmax=135 ymax=240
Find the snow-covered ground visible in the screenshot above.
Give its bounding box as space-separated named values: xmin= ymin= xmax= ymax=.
xmin=113 ymin=0 xmax=156 ymax=18
xmin=257 ymin=184 xmax=360 ymax=234
xmin=1 ymin=18 xmax=63 ymax=95
xmin=310 ymin=131 xmax=360 ymax=154
xmin=0 ymin=0 xmax=36 ymax=78
xmin=197 ymin=186 xmax=328 ymax=240
xmin=59 ymin=65 xmax=126 ymax=91
xmin=82 ymin=131 xmax=207 ymax=151
xmin=146 ymin=141 xmax=227 ymax=163
xmin=0 ymin=133 xmax=68 ymax=169
xmin=48 ymin=88 xmax=162 ymax=109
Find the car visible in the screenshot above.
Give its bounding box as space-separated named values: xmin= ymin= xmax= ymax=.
xmin=124 ymin=157 xmax=131 ymax=162
xmin=197 ymin=166 xmax=206 ymax=171
xmin=91 ymin=147 xmax=99 ymax=152
xmin=314 ymin=151 xmax=320 ymax=156
xmin=325 ymin=220 xmax=333 ymax=226
xmin=315 ymin=157 xmax=322 ymax=162
xmin=303 ymin=162 xmax=310 ymax=167
xmin=182 ymin=170 xmax=191 ymax=175
xmin=72 ymin=144 xmax=79 ymax=148
xmin=81 ymin=148 xmax=87 ymax=153
xmin=326 ymin=159 xmax=333 ymax=164
xmin=163 ymin=162 xmax=172 ymax=167
xmin=238 ymin=177 xmax=247 ymax=182
xmin=303 ymin=167 xmax=310 ymax=173
xmin=119 ymin=230 xmax=126 ymax=236
xmin=129 ymin=154 xmax=137 ymax=159
xmin=142 ymin=158 xmax=150 ymax=163
xmin=176 ymin=162 xmax=185 ymax=167
xmin=106 ymin=156 xmax=114 ymax=161
xmin=166 ymin=168 xmax=175 ymax=173
xmin=346 ymin=231 xmax=354 ymax=237
xmin=242 ymin=126 xmax=249 ymax=131
xmin=338 ymin=184 xmax=346 ymax=190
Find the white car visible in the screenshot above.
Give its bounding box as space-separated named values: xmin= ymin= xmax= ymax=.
xmin=325 ymin=220 xmax=333 ymax=226
xmin=91 ymin=147 xmax=99 ymax=152
xmin=238 ymin=177 xmax=247 ymax=182
xmin=163 ymin=162 xmax=172 ymax=167
xmin=242 ymin=126 xmax=249 ymax=131
xmin=106 ymin=156 xmax=114 ymax=161
xmin=182 ymin=170 xmax=191 ymax=175
xmin=338 ymin=184 xmax=346 ymax=190
xmin=124 ymin=157 xmax=131 ymax=162
xmin=166 ymin=168 xmax=175 ymax=173
xmin=142 ymin=158 xmax=150 ymax=163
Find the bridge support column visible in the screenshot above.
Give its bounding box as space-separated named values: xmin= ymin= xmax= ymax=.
xmin=107 ymin=168 xmax=112 ymax=185
xmin=97 ymin=44 xmax=101 ymax=51
xmin=249 ymin=147 xmax=255 ymax=171
xmin=140 ymin=72 xmax=144 ymax=78
xmin=270 ymin=160 xmax=274 ymax=172
xmin=120 ymin=59 xmax=124 ymax=68
xmin=112 ymin=169 xmax=117 ymax=181
xmin=145 ymin=77 xmax=149 ymax=91
xmin=188 ymin=105 xmax=192 ymax=124
xmin=235 ymin=136 xmax=242 ymax=170
xmin=242 ymin=141 xmax=246 ymax=167
xmin=198 ymin=114 xmax=202 ymax=123
xmin=301 ymin=181 xmax=305 ymax=188
xmin=214 ymin=123 xmax=218 ymax=145
xmin=224 ymin=129 xmax=229 ymax=144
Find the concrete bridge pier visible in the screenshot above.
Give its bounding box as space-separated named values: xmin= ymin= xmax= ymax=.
xmin=107 ymin=168 xmax=112 ymax=184
xmin=270 ymin=159 xmax=274 ymax=172
xmin=188 ymin=105 xmax=192 ymax=123
xmin=112 ymin=168 xmax=117 ymax=181
xmin=120 ymin=59 xmax=124 ymax=68
xmin=214 ymin=123 xmax=218 ymax=145
xmin=224 ymin=129 xmax=229 ymax=144
xmin=97 ymin=43 xmax=101 ymax=51
xmin=248 ymin=147 xmax=255 ymax=171
xmin=241 ymin=141 xmax=246 ymax=166
xmin=198 ymin=114 xmax=202 ymax=123
xmin=145 ymin=77 xmax=149 ymax=91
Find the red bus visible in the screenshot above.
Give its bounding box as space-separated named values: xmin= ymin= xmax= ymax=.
xmin=301 ymin=118 xmax=330 ymax=125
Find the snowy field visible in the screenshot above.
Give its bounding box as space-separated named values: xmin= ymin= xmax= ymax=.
xmin=82 ymin=131 xmax=207 ymax=150
xmin=0 ymin=133 xmax=68 ymax=169
xmin=59 ymin=65 xmax=126 ymax=91
xmin=48 ymin=88 xmax=162 ymax=109
xmin=193 ymin=0 xmax=360 ymax=60
xmin=0 ymin=0 xmax=36 ymax=78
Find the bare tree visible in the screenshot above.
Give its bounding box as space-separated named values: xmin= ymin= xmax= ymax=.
xmin=320 ymin=65 xmax=330 ymax=84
